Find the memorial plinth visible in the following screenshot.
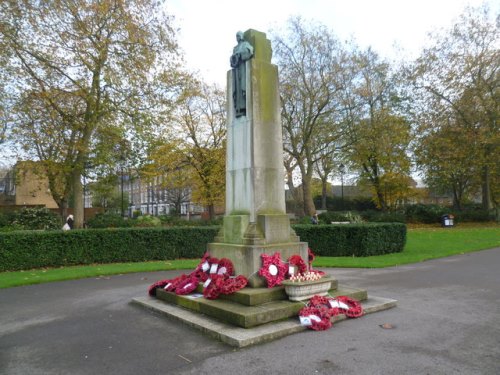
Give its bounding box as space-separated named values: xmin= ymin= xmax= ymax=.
xmin=207 ymin=30 xmax=308 ymax=287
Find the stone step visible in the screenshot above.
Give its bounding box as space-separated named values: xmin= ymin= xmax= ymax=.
xmin=131 ymin=294 xmax=397 ymax=347
xmin=213 ymin=277 xmax=338 ymax=306
xmin=154 ymin=285 xmax=366 ymax=329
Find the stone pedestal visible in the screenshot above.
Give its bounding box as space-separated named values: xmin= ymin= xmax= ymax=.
xmin=208 ymin=29 xmax=308 ymax=287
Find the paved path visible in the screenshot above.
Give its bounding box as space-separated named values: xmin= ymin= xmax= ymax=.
xmin=1 ymin=248 xmax=499 ymax=375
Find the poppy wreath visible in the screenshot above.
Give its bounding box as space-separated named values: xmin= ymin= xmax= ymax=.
xmin=175 ymin=275 xmax=199 ymax=295
xmin=148 ymin=279 xmax=171 ymax=296
xmin=335 ymin=296 xmax=364 ymax=318
xmin=298 ymin=306 xmax=332 ymax=331
xmin=219 ymin=275 xmax=248 ymax=295
xmin=216 ymin=258 xmax=235 ymax=276
xmin=164 ymin=274 xmax=188 ymax=293
xmin=194 ymin=252 xmax=211 ymax=273
xmin=259 ymin=252 xmax=288 ymax=288
xmin=288 ymin=255 xmax=307 ymax=275
xmin=203 ymin=274 xmax=226 ymax=300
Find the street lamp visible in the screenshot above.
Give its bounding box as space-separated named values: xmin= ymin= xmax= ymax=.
xmin=339 ymin=163 xmax=345 ymax=211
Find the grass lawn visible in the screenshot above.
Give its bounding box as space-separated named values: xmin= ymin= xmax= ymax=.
xmin=0 ymin=225 xmax=498 ymax=289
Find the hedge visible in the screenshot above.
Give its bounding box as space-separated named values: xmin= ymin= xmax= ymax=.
xmin=0 ymin=223 xmax=406 ymax=271
xmin=294 ymin=223 xmax=407 ymax=257
xmin=0 ymin=227 xmax=219 ymax=272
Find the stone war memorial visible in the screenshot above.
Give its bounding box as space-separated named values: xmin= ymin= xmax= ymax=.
xmin=133 ymin=29 xmax=397 ymax=347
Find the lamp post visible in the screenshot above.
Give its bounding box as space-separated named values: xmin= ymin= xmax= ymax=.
xmin=339 ymin=163 xmax=345 ymax=211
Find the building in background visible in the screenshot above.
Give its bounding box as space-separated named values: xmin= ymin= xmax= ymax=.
xmin=0 ymin=161 xmax=58 ymax=208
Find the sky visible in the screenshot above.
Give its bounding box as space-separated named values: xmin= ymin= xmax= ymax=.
xmin=166 ymin=0 xmax=497 ymax=86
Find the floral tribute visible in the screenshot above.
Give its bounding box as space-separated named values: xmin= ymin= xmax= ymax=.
xmin=288 ymin=255 xmax=307 ymax=275
xmin=298 ymin=295 xmax=364 ymax=331
xmin=258 ymin=252 xmax=288 ymax=287
xmin=148 ymin=252 xmax=247 ymax=299
xmin=288 ymin=270 xmax=324 ymax=282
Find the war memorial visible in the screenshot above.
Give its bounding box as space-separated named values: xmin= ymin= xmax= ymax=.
xmin=133 ymin=29 xmax=397 ymax=347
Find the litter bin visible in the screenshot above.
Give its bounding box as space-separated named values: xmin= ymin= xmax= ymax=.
xmin=441 ymin=214 xmax=454 ymax=227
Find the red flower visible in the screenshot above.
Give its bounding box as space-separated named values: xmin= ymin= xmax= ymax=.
xmin=164 ymin=274 xmax=188 ymax=293
xmin=288 ymin=255 xmax=307 ymax=275
xmin=175 ymin=276 xmax=199 ymax=295
xmin=203 ymin=275 xmax=226 ymax=300
xmin=335 ymin=296 xmax=364 ymax=318
xmin=148 ymin=279 xmax=171 ymax=296
xmin=216 ymin=258 xmax=235 ymax=276
xmin=298 ymin=306 xmax=332 ymax=331
xmin=220 ymin=275 xmax=248 ymax=295
xmin=259 ymin=252 xmax=288 ymax=288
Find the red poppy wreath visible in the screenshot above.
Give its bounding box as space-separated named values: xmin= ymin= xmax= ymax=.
xmin=259 ymin=252 xmax=288 ymax=288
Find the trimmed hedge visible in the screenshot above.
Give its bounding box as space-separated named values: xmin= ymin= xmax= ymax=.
xmin=294 ymin=223 xmax=407 ymax=257
xmin=0 ymin=223 xmax=406 ymax=271
xmin=0 ymin=227 xmax=219 ymax=272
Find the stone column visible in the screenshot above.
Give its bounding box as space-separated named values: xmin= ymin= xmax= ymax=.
xmin=208 ymin=29 xmax=308 ymax=287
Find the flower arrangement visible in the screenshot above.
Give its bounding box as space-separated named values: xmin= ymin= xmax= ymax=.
xmin=258 ymin=252 xmax=288 ymax=287
xmin=288 ymin=254 xmax=307 ymax=275
xmin=299 ymin=295 xmax=364 ymax=331
xmin=148 ymin=253 xmax=247 ymax=299
xmin=288 ymin=271 xmax=324 ymax=283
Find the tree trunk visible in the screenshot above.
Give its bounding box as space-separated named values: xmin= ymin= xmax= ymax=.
xmin=208 ymin=204 xmax=215 ymax=220
xmin=301 ymin=177 xmax=316 ymax=216
xmin=321 ymin=178 xmax=327 ymax=210
xmin=72 ymin=170 xmax=84 ymax=229
xmin=482 ymin=165 xmax=493 ymax=210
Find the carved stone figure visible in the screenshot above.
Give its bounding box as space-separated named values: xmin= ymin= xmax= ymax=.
xmin=230 ymin=31 xmax=254 ymax=117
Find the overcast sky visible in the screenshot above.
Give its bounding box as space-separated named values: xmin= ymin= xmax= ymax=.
xmin=166 ymin=0 xmax=497 ymax=86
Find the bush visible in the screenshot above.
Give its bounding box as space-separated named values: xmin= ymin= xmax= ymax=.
xmin=404 ymin=204 xmax=448 ymax=224
xmin=313 ymin=196 xmax=376 ymax=211
xmin=294 ymin=223 xmax=406 ymax=257
xmin=450 ymin=208 xmax=495 ymax=223
xmin=87 ymin=212 xmax=131 ymax=228
xmin=318 ymin=211 xmax=363 ymax=224
xmin=132 ymin=215 xmax=162 ymax=227
xmin=360 ymin=210 xmax=406 ymax=223
xmin=0 ymin=226 xmax=220 ymax=271
xmin=10 ymin=207 xmax=61 ymax=230
xmin=0 ymin=222 xmax=407 ymax=271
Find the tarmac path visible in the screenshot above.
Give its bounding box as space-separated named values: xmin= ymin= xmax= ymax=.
xmin=1 ymin=247 xmax=499 ymax=374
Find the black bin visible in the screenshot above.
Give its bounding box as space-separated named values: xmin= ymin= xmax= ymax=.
xmin=441 ymin=214 xmax=454 ymax=227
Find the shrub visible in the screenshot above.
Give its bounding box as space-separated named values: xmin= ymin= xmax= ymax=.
xmin=451 ymin=208 xmax=495 ymax=223
xmin=318 ymin=211 xmax=363 ymax=223
xmin=87 ymin=212 xmax=131 ymax=228
xmin=0 ymin=223 xmax=407 ymax=271
xmin=11 ymin=207 xmax=61 ymax=230
xmin=360 ymin=210 xmax=406 ymax=223
xmin=0 ymin=226 xmax=220 ymax=271
xmin=404 ymin=204 xmax=448 ymax=224
xmin=294 ymin=223 xmax=406 ymax=257
xmin=132 ymin=215 xmax=162 ymax=227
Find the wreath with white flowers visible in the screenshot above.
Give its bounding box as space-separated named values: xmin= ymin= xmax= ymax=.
xmin=148 ymin=253 xmax=247 ymax=299
xmin=258 ymin=252 xmax=288 ymax=288
xmin=175 ymin=275 xmax=199 ymax=295
xmin=299 ymin=294 xmax=364 ymax=331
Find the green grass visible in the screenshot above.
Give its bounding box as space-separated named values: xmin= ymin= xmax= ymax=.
xmin=0 ymin=259 xmax=198 ymax=289
xmin=0 ymin=226 xmax=498 ymax=289
xmin=314 ymin=226 xmax=499 ymax=268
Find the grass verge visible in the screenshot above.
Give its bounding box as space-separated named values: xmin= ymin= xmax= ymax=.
xmin=0 ymin=226 xmax=498 ymax=289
